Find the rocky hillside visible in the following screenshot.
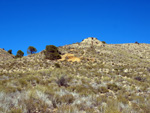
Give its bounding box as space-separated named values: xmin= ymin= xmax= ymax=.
xmin=0 ymin=37 xmax=150 ymax=113
xmin=0 ymin=48 xmax=14 ymax=61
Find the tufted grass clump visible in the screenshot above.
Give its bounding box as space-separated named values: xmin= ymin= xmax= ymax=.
xmin=18 ymin=78 xmax=28 ymax=87
xmin=60 ymin=94 xmax=75 ymax=104
xmin=55 ymin=63 xmax=61 ymax=68
xmin=24 ymin=97 xmax=50 ymax=113
xmin=69 ymin=85 xmax=95 ymax=96
xmin=117 ymin=95 xmax=129 ymax=104
xmin=57 ymin=105 xmax=79 ymax=113
xmin=134 ymin=76 xmax=145 ymax=82
xmin=56 ymin=76 xmax=68 ymax=87
xmin=98 ymin=86 xmax=109 ymax=93
xmin=9 ymin=108 xmax=22 ymax=113
xmin=107 ymin=83 xmax=121 ymax=91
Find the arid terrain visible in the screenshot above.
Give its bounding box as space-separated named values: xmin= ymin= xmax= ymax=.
xmin=0 ymin=37 xmax=150 ymax=113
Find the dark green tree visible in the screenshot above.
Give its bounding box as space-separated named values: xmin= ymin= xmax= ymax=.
xmin=44 ymin=45 xmax=61 ymax=60
xmin=135 ymin=41 xmax=139 ymax=44
xmin=27 ymin=46 xmax=37 ymax=54
xmin=15 ymin=50 xmax=24 ymax=58
xmin=102 ymin=41 xmax=106 ymax=44
xmin=7 ymin=49 xmax=12 ymax=54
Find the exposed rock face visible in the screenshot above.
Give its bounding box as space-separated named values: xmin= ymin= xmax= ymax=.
xmin=0 ymin=49 xmax=14 ymax=61
xmin=81 ymin=37 xmax=103 ymax=47
xmin=64 ymin=37 xmax=104 ymax=49
xmin=59 ymin=53 xmax=81 ymax=62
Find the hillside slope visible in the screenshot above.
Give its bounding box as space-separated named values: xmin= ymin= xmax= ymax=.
xmin=0 ymin=37 xmax=150 ymax=113
xmin=0 ymin=48 xmax=14 ymax=61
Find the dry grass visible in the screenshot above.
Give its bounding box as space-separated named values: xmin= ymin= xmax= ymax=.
xmin=0 ymin=38 xmax=150 ymax=112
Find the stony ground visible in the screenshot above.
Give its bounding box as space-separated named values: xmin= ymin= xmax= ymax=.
xmin=0 ymin=37 xmax=150 ymax=113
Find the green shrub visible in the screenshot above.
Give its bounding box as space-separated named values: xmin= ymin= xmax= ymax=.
xmin=24 ymin=97 xmax=49 ymax=113
xmin=7 ymin=49 xmax=12 ymax=54
xmin=44 ymin=45 xmax=61 ymax=60
xmin=98 ymin=86 xmax=109 ymax=93
xmin=9 ymin=108 xmax=22 ymax=113
xmin=107 ymin=83 xmax=121 ymax=91
xmin=102 ymin=41 xmax=106 ymax=44
xmin=135 ymin=41 xmax=139 ymax=44
xmin=55 ymin=63 xmax=61 ymax=68
xmin=27 ymin=46 xmax=37 ymax=54
xmin=57 ymin=105 xmax=78 ymax=112
xmin=56 ymin=76 xmax=68 ymax=87
xmin=134 ymin=76 xmax=145 ymax=82
xmin=117 ymin=95 xmax=129 ymax=104
xmin=69 ymin=85 xmax=95 ymax=96
xmin=52 ymin=94 xmax=62 ymax=108
xmin=15 ymin=50 xmax=24 ymax=58
xmin=61 ymin=94 xmax=75 ymax=104
xmin=18 ymin=78 xmax=28 ymax=87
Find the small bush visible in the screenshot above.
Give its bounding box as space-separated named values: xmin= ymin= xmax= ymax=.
xmin=57 ymin=105 xmax=78 ymax=113
xmin=7 ymin=49 xmax=12 ymax=54
xmin=18 ymin=78 xmax=28 ymax=87
xmin=69 ymin=85 xmax=95 ymax=96
xmin=107 ymin=83 xmax=121 ymax=91
xmin=55 ymin=63 xmax=60 ymax=68
xmin=61 ymin=94 xmax=75 ymax=104
xmin=44 ymin=45 xmax=61 ymax=60
xmin=52 ymin=94 xmax=62 ymax=108
xmin=135 ymin=41 xmax=139 ymax=44
xmin=117 ymin=95 xmax=129 ymax=104
xmin=134 ymin=76 xmax=145 ymax=82
xmin=56 ymin=76 xmax=68 ymax=87
xmin=98 ymin=86 xmax=109 ymax=93
xmin=9 ymin=108 xmax=22 ymax=113
xmin=24 ymin=97 xmax=49 ymax=113
xmin=15 ymin=50 xmax=24 ymax=58
xmin=102 ymin=41 xmax=106 ymax=44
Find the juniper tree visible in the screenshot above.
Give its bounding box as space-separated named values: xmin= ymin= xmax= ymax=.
xmin=7 ymin=50 xmax=12 ymax=54
xmin=15 ymin=50 xmax=24 ymax=58
xmin=44 ymin=45 xmax=61 ymax=60
xmin=27 ymin=46 xmax=37 ymax=54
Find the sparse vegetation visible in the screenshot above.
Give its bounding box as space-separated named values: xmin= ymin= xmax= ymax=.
xmin=0 ymin=37 xmax=150 ymax=112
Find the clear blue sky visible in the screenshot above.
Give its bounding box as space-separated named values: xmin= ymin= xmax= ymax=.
xmin=0 ymin=0 xmax=150 ymax=56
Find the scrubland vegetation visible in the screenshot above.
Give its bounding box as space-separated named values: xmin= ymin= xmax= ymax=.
xmin=0 ymin=38 xmax=150 ymax=113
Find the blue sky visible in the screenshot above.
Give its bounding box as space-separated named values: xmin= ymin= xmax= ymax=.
xmin=0 ymin=0 xmax=150 ymax=56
